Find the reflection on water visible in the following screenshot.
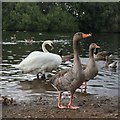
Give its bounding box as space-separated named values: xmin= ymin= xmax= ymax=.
xmin=1 ymin=31 xmax=119 ymax=101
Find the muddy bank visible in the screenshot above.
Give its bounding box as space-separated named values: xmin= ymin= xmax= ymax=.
xmin=1 ymin=92 xmax=119 ymax=119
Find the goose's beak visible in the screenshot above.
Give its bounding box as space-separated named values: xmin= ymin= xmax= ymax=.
xmin=96 ymin=45 xmax=100 ymax=48
xmin=82 ymin=33 xmax=92 ymax=38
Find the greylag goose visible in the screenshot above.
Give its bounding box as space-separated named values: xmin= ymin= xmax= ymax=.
xmin=49 ymin=32 xmax=91 ymax=109
xmin=81 ymin=43 xmax=100 ymax=93
xmin=108 ymin=61 xmax=117 ymax=68
xmin=12 ymin=40 xmax=62 ymax=79
xmin=94 ymin=48 xmax=113 ymax=61
xmin=10 ymin=34 xmax=16 ymax=40
xmin=58 ymin=49 xmax=74 ymax=62
xmin=105 ymin=56 xmax=117 ymax=69
xmin=25 ymin=37 xmax=34 ymax=44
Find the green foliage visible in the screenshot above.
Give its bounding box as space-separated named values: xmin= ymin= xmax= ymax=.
xmin=46 ymin=6 xmax=78 ymax=32
xmin=2 ymin=2 xmax=119 ymax=33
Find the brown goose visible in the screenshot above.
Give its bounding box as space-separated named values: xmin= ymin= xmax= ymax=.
xmin=105 ymin=56 xmax=117 ymax=69
xmin=94 ymin=48 xmax=113 ymax=61
xmin=49 ymin=32 xmax=91 ymax=109
xmin=81 ymin=43 xmax=100 ymax=93
xmin=58 ymin=49 xmax=74 ymax=62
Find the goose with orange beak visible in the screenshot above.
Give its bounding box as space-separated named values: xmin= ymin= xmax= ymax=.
xmin=81 ymin=43 xmax=100 ymax=93
xmin=49 ymin=32 xmax=91 ymax=109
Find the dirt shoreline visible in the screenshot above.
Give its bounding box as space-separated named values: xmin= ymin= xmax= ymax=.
xmin=1 ymin=92 xmax=119 ymax=119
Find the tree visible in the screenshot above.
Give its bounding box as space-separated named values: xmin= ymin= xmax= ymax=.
xmin=2 ymin=2 xmax=119 ymax=33
xmin=47 ymin=6 xmax=79 ymax=32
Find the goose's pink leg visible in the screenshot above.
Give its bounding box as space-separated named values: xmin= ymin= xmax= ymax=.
xmin=68 ymin=94 xmax=79 ymax=109
xmin=58 ymin=92 xmax=67 ymax=109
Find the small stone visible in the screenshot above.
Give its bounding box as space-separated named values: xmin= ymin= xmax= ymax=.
xmin=91 ymin=113 xmax=97 ymax=116
xmin=108 ymin=110 xmax=113 ymax=113
xmin=114 ymin=113 xmax=118 ymax=117
xmin=98 ymin=103 xmax=101 ymax=107
xmin=39 ymin=97 xmax=42 ymax=100
xmin=27 ymin=115 xmax=31 ymax=118
xmin=84 ymin=110 xmax=87 ymax=112
xmin=91 ymin=103 xmax=94 ymax=106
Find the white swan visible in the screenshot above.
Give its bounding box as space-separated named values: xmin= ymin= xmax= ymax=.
xmin=12 ymin=40 xmax=62 ymax=79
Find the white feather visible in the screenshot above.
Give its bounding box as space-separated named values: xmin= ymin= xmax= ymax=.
xmin=12 ymin=40 xmax=62 ymax=74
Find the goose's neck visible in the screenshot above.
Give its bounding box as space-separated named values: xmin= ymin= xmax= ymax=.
xmin=94 ymin=48 xmax=98 ymax=55
xmin=42 ymin=42 xmax=49 ymax=53
xmin=89 ymin=48 xmax=94 ymax=59
xmin=73 ymin=40 xmax=81 ymax=67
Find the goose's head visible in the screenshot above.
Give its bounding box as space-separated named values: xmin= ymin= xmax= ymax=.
xmin=73 ymin=32 xmax=92 ymax=42
xmin=89 ymin=43 xmax=100 ymax=50
xmin=109 ymin=61 xmax=117 ymax=68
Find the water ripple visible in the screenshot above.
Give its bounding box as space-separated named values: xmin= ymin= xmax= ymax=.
xmin=1 ymin=36 xmax=119 ymax=101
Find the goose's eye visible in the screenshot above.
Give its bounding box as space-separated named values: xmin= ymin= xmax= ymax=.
xmin=78 ymin=33 xmax=81 ymax=35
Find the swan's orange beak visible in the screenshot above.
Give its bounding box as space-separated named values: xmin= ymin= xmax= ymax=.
xmin=96 ymin=44 xmax=100 ymax=48
xmin=82 ymin=33 xmax=92 ymax=38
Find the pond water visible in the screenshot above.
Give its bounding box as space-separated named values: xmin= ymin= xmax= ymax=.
xmin=1 ymin=31 xmax=119 ymax=101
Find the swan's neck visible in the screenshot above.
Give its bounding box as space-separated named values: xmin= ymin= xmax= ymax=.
xmin=42 ymin=42 xmax=49 ymax=53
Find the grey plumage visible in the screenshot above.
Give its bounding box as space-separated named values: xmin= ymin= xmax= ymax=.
xmin=81 ymin=43 xmax=100 ymax=93
xmin=48 ymin=32 xmax=91 ymax=109
xmin=84 ymin=43 xmax=100 ymax=81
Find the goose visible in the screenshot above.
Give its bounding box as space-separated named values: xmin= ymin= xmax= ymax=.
xmin=94 ymin=48 xmax=113 ymax=61
xmin=105 ymin=56 xmax=117 ymax=69
xmin=49 ymin=32 xmax=91 ymax=109
xmin=24 ymin=37 xmax=35 ymax=43
xmin=12 ymin=40 xmax=62 ymax=79
xmin=58 ymin=49 xmax=74 ymax=62
xmin=108 ymin=61 xmax=117 ymax=68
xmin=10 ymin=34 xmax=16 ymax=40
xmin=80 ymin=43 xmax=100 ymax=93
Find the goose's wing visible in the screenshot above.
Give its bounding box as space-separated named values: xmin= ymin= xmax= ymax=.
xmin=97 ymin=51 xmax=112 ymax=57
xmin=49 ymin=68 xmax=69 ymax=82
xmin=49 ymin=68 xmax=75 ymax=91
